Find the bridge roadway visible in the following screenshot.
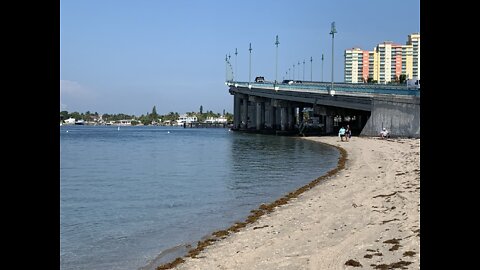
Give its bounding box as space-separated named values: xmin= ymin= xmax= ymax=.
xmin=226 ymin=81 xmax=420 ymax=138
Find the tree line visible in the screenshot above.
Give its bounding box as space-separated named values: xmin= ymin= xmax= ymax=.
xmin=60 ymin=105 xmax=233 ymax=125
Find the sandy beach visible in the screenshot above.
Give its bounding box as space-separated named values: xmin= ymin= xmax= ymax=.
xmin=162 ymin=136 xmax=420 ymax=269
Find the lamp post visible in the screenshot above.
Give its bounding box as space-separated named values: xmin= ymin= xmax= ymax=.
xmin=275 ymin=35 xmax=280 ymax=84
xmin=249 ymin=43 xmax=252 ymax=86
xmin=228 ymin=53 xmax=233 ymax=81
xmin=234 ymin=48 xmax=238 ymax=82
xmin=293 ymin=64 xmax=295 ymax=80
xmin=310 ymin=56 xmax=313 ymax=81
xmin=321 ymin=53 xmax=324 ymax=82
xmin=298 ymin=61 xmax=301 ymax=80
xmin=303 ymin=60 xmax=305 ymax=81
xmin=225 ymin=54 xmax=228 ymax=82
xmin=329 ymin=22 xmax=337 ymax=95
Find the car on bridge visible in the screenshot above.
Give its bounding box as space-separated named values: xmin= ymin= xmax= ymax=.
xmin=255 ymin=76 xmax=265 ymax=83
xmin=282 ymin=79 xmax=303 ymax=84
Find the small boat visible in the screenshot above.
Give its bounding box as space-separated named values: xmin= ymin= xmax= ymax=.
xmin=75 ymin=119 xmax=85 ymax=125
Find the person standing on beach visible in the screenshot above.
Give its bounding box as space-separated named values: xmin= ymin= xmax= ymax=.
xmin=338 ymin=126 xmax=346 ymax=141
xmin=345 ymin=125 xmax=351 ymax=141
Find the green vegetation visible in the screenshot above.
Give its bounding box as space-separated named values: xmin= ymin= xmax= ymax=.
xmin=367 ymin=77 xmax=378 ymax=84
xmin=60 ymin=105 xmax=233 ymax=125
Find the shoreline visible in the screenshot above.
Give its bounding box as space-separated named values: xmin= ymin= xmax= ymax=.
xmin=148 ymin=136 xmax=347 ymax=270
xmin=155 ymin=136 xmax=420 ymax=269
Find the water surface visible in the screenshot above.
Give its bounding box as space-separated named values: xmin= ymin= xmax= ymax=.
xmin=60 ymin=125 xmax=339 ymax=270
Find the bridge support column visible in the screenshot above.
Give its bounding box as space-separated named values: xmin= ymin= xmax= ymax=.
xmin=249 ymin=95 xmax=256 ymax=128
xmin=256 ymin=101 xmax=265 ymax=130
xmin=280 ymin=107 xmax=288 ymax=131
xmin=241 ymin=94 xmax=248 ymax=129
xmin=272 ymin=99 xmax=290 ymax=131
xmin=265 ymin=100 xmax=275 ymax=129
xmin=287 ymin=106 xmax=294 ymax=130
xmin=233 ymin=94 xmax=241 ymax=129
xmin=269 ymin=103 xmax=276 ymax=130
xmin=325 ymin=115 xmax=334 ymax=134
xmin=249 ymin=96 xmax=265 ymax=131
xmin=356 ymin=115 xmax=362 ymax=130
xmin=273 ymin=106 xmax=278 ymax=129
xmin=276 ymin=107 xmax=281 ymax=130
xmin=298 ymin=106 xmax=304 ymax=126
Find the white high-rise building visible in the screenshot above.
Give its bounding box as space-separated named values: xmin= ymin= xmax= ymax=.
xmin=344 ymin=33 xmax=420 ymax=84
xmin=408 ymin=33 xmax=420 ymax=80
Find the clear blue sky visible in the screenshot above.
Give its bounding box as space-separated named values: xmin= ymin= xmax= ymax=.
xmin=60 ymin=0 xmax=420 ymax=116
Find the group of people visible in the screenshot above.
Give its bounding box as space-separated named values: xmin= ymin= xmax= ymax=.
xmin=338 ymin=125 xmax=351 ymax=142
xmin=338 ymin=125 xmax=390 ymax=141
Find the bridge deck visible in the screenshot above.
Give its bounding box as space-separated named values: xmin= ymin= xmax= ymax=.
xmin=226 ymin=81 xmax=420 ymax=97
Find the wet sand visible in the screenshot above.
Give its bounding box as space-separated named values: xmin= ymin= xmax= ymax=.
xmin=159 ymin=136 xmax=420 ymax=269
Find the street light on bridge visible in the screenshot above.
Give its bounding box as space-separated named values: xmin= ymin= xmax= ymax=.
xmin=234 ymin=48 xmax=238 ymax=82
xmin=303 ymin=60 xmax=305 ymax=81
xmin=321 ymin=53 xmax=324 ymax=82
xmin=225 ymin=54 xmax=228 ymax=82
xmin=228 ymin=53 xmax=233 ymax=81
xmin=310 ymin=57 xmax=313 ymax=81
xmin=298 ymin=61 xmax=301 ymax=80
xmin=329 ymin=21 xmax=337 ymax=95
xmin=293 ymin=64 xmax=295 ymax=80
xmin=249 ymin=43 xmax=252 ymax=86
xmin=275 ymin=35 xmax=280 ymax=84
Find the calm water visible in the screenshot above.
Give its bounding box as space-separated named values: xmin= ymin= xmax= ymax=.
xmin=60 ymin=125 xmax=339 ymax=270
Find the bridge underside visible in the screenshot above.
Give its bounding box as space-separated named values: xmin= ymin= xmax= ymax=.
xmin=229 ymin=85 xmax=419 ymax=138
xmin=230 ymin=86 xmax=371 ymax=136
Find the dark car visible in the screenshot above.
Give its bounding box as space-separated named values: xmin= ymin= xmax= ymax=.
xmin=255 ymin=76 xmax=265 ymax=83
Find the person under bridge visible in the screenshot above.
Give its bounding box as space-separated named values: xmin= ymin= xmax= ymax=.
xmin=380 ymin=128 xmax=390 ymax=139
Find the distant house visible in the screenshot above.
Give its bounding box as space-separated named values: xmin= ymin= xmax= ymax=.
xmin=118 ymin=119 xmax=135 ymax=126
xmin=176 ymin=114 xmax=198 ymax=126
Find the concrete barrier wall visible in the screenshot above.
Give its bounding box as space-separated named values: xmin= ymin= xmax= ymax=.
xmin=361 ymin=96 xmax=420 ymax=138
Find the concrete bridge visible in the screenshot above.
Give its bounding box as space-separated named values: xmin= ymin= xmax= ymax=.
xmin=227 ymin=81 xmax=420 ymax=138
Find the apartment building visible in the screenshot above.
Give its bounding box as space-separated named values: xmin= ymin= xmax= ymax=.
xmin=344 ymin=48 xmax=370 ymax=83
xmin=344 ymin=33 xmax=420 ymax=84
xmin=408 ymin=33 xmax=420 ymax=80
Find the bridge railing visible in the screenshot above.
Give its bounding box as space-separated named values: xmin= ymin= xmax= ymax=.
xmin=227 ymin=81 xmax=420 ymax=97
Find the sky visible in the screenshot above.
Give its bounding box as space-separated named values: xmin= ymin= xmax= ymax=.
xmin=60 ymin=0 xmax=420 ymax=116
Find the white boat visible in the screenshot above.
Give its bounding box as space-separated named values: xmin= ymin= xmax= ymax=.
xmin=64 ymin=118 xmax=76 ymax=125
